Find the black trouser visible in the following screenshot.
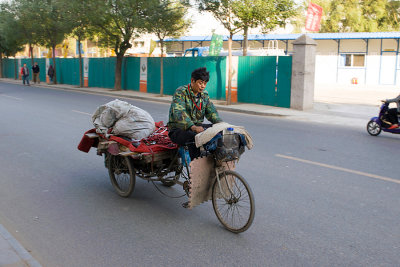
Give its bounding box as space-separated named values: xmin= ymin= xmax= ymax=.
xmin=168 ymin=124 xmax=212 ymax=159
xmin=387 ymin=108 xmax=399 ymax=125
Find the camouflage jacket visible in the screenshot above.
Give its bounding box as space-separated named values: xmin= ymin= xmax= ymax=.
xmin=168 ymin=84 xmax=222 ymax=130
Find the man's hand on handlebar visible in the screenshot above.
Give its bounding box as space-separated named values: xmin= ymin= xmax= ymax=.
xmin=190 ymin=125 xmax=204 ymax=133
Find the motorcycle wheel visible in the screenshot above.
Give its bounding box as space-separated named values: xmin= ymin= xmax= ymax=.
xmin=367 ymin=120 xmax=381 ymax=136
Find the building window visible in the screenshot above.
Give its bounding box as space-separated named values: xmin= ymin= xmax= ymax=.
xmin=340 ymin=54 xmax=365 ymax=67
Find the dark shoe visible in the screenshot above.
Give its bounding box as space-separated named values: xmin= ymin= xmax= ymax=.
xmin=182 ymin=201 xmax=189 ymax=208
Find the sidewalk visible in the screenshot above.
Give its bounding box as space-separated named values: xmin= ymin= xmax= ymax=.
xmin=1 ymin=78 xmax=392 ymax=129
xmin=0 ymin=78 xmax=397 ymax=266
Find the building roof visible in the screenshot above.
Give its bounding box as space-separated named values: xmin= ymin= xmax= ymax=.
xmin=164 ymin=32 xmax=400 ymax=42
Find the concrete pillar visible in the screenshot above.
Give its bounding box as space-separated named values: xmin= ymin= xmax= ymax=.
xmin=290 ymin=34 xmax=317 ymax=110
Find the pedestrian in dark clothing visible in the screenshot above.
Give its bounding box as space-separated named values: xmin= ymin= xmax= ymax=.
xmin=21 ymin=63 xmax=30 ymax=86
xmin=32 ymin=62 xmax=40 ymax=84
xmin=48 ymin=65 xmax=54 ymax=83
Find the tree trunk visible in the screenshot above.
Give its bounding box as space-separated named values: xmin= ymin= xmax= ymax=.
xmin=114 ymin=52 xmax=124 ymax=90
xmin=160 ymin=40 xmax=164 ymax=96
xmin=78 ymin=37 xmax=83 ymax=87
xmin=29 ymin=43 xmax=34 ymax=66
xmin=52 ymin=44 xmax=57 ymax=84
xmin=243 ymin=26 xmax=248 ymax=56
xmin=227 ymin=33 xmax=233 ymax=105
xmin=0 ymin=53 xmax=3 ymax=78
xmin=14 ymin=58 xmax=17 ymax=80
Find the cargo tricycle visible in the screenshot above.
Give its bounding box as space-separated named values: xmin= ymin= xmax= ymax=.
xmin=79 ymin=124 xmax=255 ymax=233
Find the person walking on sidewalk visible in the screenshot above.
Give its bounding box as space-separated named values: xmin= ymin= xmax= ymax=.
xmin=21 ymin=63 xmax=30 ymax=86
xmin=384 ymin=94 xmax=400 ymax=129
xmin=32 ymin=62 xmax=40 ymax=84
xmin=47 ymin=65 xmax=54 ymax=84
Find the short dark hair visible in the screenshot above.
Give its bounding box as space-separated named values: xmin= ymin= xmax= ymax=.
xmin=191 ymin=67 xmax=209 ymax=82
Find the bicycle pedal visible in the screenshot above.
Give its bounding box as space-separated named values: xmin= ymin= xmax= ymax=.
xmin=183 ymin=181 xmax=190 ymax=196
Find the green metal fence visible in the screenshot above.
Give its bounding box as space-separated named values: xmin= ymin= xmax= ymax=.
xmin=1 ymin=56 xmax=292 ymax=107
xmin=55 ymin=58 xmax=80 ymax=85
xmin=237 ymin=56 xmax=292 ymax=108
xmin=2 ymin=58 xmax=16 ymax=79
xmin=147 ymin=57 xmax=226 ymax=99
xmin=88 ymin=57 xmax=115 ymax=89
xmin=122 ymin=57 xmax=140 ymax=91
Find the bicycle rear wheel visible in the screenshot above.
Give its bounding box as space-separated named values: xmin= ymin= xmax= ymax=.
xmin=107 ymin=154 xmax=136 ymax=197
xmin=212 ymin=170 xmax=255 ymax=233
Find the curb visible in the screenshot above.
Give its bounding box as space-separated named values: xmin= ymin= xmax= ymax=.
xmin=0 ymin=224 xmax=42 ymax=267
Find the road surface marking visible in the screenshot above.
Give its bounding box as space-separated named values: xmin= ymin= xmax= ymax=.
xmin=275 ymin=154 xmax=400 ymax=185
xmin=72 ymin=110 xmax=92 ymax=116
xmin=1 ymin=94 xmax=23 ymax=100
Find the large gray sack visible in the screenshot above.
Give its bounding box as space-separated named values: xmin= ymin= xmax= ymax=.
xmin=92 ymin=99 xmax=155 ymax=140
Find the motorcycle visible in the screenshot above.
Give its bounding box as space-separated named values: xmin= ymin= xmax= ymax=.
xmin=367 ymin=101 xmax=400 ymax=136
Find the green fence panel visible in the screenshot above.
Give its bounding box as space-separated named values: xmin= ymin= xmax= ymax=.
xmin=163 ymin=57 xmax=226 ymax=99
xmin=2 ymin=58 xmax=16 ymax=79
xmin=147 ymin=57 xmax=226 ymax=99
xmin=147 ymin=58 xmax=161 ymax=94
xmin=88 ymin=58 xmax=115 ymax=88
xmin=276 ymin=56 xmax=292 ymax=108
xmin=55 ymin=58 xmax=80 ymax=85
xmin=238 ymin=56 xmax=277 ymax=105
xmin=122 ymin=57 xmax=140 ymax=91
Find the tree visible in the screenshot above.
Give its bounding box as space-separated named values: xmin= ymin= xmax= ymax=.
xmin=233 ymin=0 xmax=295 ymax=56
xmin=387 ymin=0 xmax=400 ymax=30
xmin=0 ymin=3 xmax=25 ymax=79
xmin=198 ymin=0 xmax=295 ymax=104
xmin=66 ymin=0 xmax=94 ymax=87
xmin=87 ymin=0 xmax=149 ymax=90
xmin=145 ymin=0 xmax=190 ymax=96
xmin=28 ymin=0 xmax=74 ymax=84
xmin=198 ymin=0 xmax=241 ymax=105
xmin=12 ymin=0 xmax=41 ymax=66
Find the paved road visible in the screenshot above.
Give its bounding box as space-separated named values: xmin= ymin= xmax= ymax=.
xmin=0 ymin=82 xmax=399 ymax=266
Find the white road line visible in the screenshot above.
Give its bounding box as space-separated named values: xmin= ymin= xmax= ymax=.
xmin=275 ymin=154 xmax=400 ymax=185
xmin=72 ymin=110 xmax=92 ymax=116
xmin=1 ymin=94 xmax=23 ymax=100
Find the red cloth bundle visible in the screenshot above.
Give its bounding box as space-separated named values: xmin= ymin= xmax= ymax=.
xmin=77 ymin=121 xmax=177 ymax=154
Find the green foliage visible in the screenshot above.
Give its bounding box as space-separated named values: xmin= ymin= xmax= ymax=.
xmin=294 ymin=0 xmax=400 ymax=32
xmin=66 ymin=0 xmax=94 ymax=42
xmin=198 ymin=0 xmax=241 ymax=35
xmin=145 ymin=0 xmax=190 ymax=44
xmin=9 ymin=0 xmax=39 ymax=48
xmin=198 ymin=0 xmax=296 ymax=55
xmin=0 ymin=3 xmax=25 ymax=57
xmin=14 ymin=0 xmax=74 ymax=49
xmin=233 ymin=0 xmax=296 ymax=32
xmin=87 ymin=0 xmax=149 ymax=56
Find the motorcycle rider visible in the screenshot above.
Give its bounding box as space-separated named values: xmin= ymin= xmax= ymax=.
xmin=383 ymin=94 xmax=400 ymax=129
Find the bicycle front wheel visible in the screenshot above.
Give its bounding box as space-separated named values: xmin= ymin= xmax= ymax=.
xmin=212 ymin=170 xmax=255 ymax=233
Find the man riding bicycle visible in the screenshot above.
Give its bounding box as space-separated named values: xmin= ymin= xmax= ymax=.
xmin=168 ymin=67 xmax=222 ymax=159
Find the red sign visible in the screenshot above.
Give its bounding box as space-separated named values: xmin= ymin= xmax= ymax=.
xmin=305 ymin=2 xmax=323 ymax=32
